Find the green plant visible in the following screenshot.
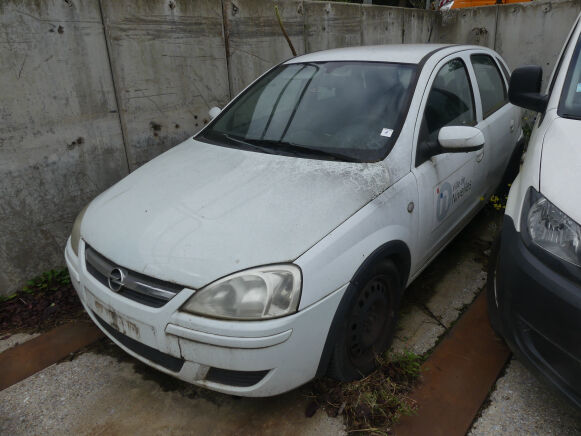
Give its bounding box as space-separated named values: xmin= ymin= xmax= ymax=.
xmin=310 ymin=350 xmax=422 ymax=434
xmin=1 ymin=268 xmax=72 ymax=302
xmin=21 ymin=269 xmax=71 ymax=293
xmin=386 ymin=349 xmax=422 ymax=379
xmin=481 ymin=190 xmax=509 ymax=212
xmin=522 ymin=113 xmax=534 ymax=144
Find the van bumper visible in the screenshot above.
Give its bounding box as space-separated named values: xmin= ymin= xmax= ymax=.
xmin=493 ymin=216 xmax=581 ymax=408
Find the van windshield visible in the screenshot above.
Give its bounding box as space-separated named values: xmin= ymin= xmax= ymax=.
xmin=559 ymin=34 xmax=581 ymax=119
xmin=198 ymin=62 xmax=417 ymax=162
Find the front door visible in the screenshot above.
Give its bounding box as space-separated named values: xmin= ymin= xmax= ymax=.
xmin=412 ymin=55 xmax=488 ymax=269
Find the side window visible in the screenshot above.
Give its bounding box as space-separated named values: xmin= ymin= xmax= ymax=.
xmin=471 ymin=54 xmax=508 ymax=118
xmin=419 ymin=58 xmax=476 ymax=147
xmin=496 ymin=57 xmax=511 ymax=84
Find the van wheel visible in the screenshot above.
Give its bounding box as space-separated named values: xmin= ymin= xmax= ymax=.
xmin=327 ymin=260 xmax=401 ymax=381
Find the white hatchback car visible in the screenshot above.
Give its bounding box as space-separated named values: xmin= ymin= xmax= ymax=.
xmin=66 ymin=44 xmax=522 ymax=397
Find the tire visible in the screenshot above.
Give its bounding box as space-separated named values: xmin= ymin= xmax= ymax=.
xmin=486 ymin=234 xmax=503 ymax=337
xmin=327 ymin=259 xmax=401 ymax=381
xmin=495 ymin=140 xmax=525 ymax=198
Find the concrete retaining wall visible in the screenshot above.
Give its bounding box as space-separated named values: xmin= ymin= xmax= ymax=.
xmin=100 ymin=0 xmax=231 ymax=170
xmin=0 ymin=0 xmax=579 ymax=294
xmin=0 ymin=0 xmax=128 ymax=293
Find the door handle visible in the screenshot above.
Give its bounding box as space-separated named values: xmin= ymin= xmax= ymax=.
xmin=476 ymin=150 xmax=484 ymax=162
xmin=510 ymin=120 xmax=515 ymax=132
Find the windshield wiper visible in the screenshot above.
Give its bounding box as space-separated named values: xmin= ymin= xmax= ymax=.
xmin=246 ymin=139 xmax=360 ymax=162
xmin=223 ymin=134 xmax=278 ymax=155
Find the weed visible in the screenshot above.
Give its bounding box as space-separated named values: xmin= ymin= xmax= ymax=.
xmin=522 ymin=113 xmax=534 ymax=144
xmin=480 ymin=189 xmax=509 ymax=212
xmin=22 ymin=269 xmax=71 ymax=293
xmin=309 ymin=351 xmax=423 ymax=434
xmin=2 ymin=268 xmax=72 ymax=302
xmin=1 ymin=268 xmax=85 ymax=333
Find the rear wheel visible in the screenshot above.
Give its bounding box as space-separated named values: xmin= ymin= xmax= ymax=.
xmin=328 ymin=260 xmax=401 ymax=381
xmin=495 ymin=140 xmax=525 ymax=198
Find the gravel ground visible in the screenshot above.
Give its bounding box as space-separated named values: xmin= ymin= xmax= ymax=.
xmin=470 ymin=358 xmax=581 ymax=435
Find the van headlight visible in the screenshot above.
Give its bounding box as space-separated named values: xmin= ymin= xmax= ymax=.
xmin=181 ymin=265 xmax=302 ymax=320
xmin=523 ymin=188 xmax=581 ymax=267
xmin=71 ymin=204 xmax=89 ymax=257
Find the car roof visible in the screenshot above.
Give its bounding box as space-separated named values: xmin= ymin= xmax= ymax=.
xmin=285 ymin=44 xmax=456 ymax=65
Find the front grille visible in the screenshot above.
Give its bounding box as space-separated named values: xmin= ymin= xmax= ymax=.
xmin=205 ymin=367 xmax=269 ymax=387
xmin=93 ymin=312 xmax=185 ymax=372
xmin=85 ymin=245 xmax=184 ymax=308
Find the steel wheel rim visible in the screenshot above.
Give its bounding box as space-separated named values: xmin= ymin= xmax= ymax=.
xmin=346 ymin=276 xmax=392 ymax=367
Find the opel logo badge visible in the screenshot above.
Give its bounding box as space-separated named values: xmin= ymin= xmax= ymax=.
xmin=108 ymin=268 xmax=125 ymax=292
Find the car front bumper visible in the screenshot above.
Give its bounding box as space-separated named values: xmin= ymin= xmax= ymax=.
xmin=495 ymin=216 xmax=581 ymax=408
xmin=65 ymin=239 xmax=346 ymax=397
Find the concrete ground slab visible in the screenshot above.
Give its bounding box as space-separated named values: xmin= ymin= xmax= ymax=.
xmin=0 ymin=322 xmax=103 ymax=390
xmin=392 ymin=305 xmax=446 ymax=355
xmin=470 ymin=358 xmax=581 ymax=435
xmin=0 ymin=351 xmax=344 ymax=436
xmin=0 ymin=333 xmax=40 ymax=354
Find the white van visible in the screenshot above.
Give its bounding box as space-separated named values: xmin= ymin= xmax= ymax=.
xmin=487 ymin=15 xmax=581 ymax=408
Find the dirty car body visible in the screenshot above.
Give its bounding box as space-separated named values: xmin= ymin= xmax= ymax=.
xmin=66 ymin=44 xmax=521 ymax=396
xmin=488 ymin=15 xmax=581 ymax=408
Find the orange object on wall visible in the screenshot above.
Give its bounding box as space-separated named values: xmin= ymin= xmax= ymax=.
xmin=438 ymin=0 xmax=532 ymax=10
xmin=449 ymin=0 xmax=530 ymax=9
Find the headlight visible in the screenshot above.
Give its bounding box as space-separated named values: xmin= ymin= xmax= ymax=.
xmin=523 ymin=188 xmax=581 ymax=267
xmin=71 ymin=204 xmax=89 ymax=256
xmin=181 ymin=264 xmax=302 ymax=320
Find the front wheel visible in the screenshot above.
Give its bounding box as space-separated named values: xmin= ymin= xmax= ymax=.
xmin=327 ymin=260 xmax=401 ymax=381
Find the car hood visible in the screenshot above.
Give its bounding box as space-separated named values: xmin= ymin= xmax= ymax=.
xmin=81 ymin=139 xmax=391 ymax=289
xmin=540 ymin=117 xmax=581 ymax=223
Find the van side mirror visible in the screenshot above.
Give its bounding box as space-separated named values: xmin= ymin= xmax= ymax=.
xmin=208 ymin=107 xmax=222 ymax=120
xmin=438 ymin=126 xmax=484 ymax=152
xmin=509 ymin=66 xmax=549 ymax=113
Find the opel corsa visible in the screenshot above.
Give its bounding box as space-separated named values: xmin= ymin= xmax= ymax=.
xmin=66 ymin=44 xmax=522 ymax=396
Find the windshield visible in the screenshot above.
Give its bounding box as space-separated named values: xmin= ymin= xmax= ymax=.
xmin=198 ymin=61 xmax=417 ymax=162
xmin=559 ymin=33 xmax=581 ymax=119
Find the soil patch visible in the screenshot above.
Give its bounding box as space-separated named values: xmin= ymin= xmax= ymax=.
xmin=0 ymin=269 xmax=87 ymax=335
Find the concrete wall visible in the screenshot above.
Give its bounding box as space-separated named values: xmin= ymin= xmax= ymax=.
xmin=435 ymin=0 xmax=580 ymax=85
xmin=0 ymin=0 xmax=128 ymax=293
xmin=100 ymin=0 xmax=230 ymax=170
xmin=1 ymin=0 xmax=579 ymax=295
xmin=225 ymin=0 xmax=306 ymax=96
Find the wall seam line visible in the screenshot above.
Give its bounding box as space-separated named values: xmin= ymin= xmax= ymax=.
xmin=97 ymin=0 xmax=131 ymax=174
xmin=493 ymin=4 xmax=500 ymax=52
xmin=220 ymin=0 xmax=233 ymax=100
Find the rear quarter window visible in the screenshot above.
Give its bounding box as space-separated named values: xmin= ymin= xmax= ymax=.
xmin=471 ymin=54 xmax=508 ymax=118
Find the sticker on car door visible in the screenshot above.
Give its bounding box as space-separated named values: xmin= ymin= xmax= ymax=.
xmin=434 ymin=174 xmax=472 ymax=226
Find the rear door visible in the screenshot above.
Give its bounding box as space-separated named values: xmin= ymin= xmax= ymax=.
xmin=467 ymin=52 xmax=516 ymax=195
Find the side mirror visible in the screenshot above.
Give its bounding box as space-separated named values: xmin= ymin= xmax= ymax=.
xmin=208 ymin=106 xmax=221 ymax=120
xmin=509 ymin=66 xmax=549 ymax=112
xmin=438 ymin=126 xmax=484 ymax=152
